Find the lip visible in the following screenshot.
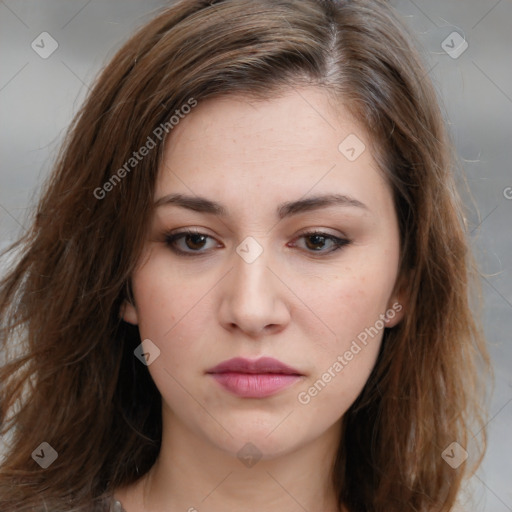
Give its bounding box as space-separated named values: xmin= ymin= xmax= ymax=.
xmin=207 ymin=357 xmax=302 ymax=375
xmin=206 ymin=357 xmax=304 ymax=398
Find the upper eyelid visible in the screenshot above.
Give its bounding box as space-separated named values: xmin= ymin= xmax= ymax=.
xmin=165 ymin=229 xmax=347 ymax=242
xmin=165 ymin=227 xmax=347 ymax=237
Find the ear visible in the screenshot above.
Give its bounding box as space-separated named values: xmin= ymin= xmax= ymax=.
xmin=120 ymin=298 xmax=139 ymax=325
xmin=384 ymin=271 xmax=409 ymax=328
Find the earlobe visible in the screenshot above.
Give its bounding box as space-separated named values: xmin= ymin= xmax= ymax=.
xmin=385 ymin=272 xmax=409 ymax=328
xmin=120 ymin=299 xmax=139 ymax=325
xmin=384 ymin=298 xmax=405 ymax=328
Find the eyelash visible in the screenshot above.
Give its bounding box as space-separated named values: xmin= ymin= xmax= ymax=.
xmin=164 ymin=229 xmax=351 ymax=257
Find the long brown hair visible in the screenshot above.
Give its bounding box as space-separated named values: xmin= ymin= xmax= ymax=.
xmin=0 ymin=0 xmax=490 ymax=510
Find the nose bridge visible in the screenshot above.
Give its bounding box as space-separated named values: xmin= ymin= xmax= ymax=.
xmin=230 ymin=243 xmax=273 ymax=305
xmin=219 ymin=238 xmax=290 ymax=334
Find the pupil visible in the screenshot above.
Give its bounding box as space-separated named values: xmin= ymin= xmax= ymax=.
xmin=186 ymin=234 xmax=206 ymax=250
xmin=307 ymin=234 xmax=325 ymax=250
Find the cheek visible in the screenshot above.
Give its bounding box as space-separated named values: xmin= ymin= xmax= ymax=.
xmin=299 ymin=255 xmax=398 ymax=353
xmin=132 ymin=250 xmax=214 ymax=339
xmin=296 ymin=352 xmax=380 ymax=433
xmin=131 ymin=265 xmax=216 ymax=407
xmin=291 ymin=251 xmax=398 ymax=411
xmin=294 ymin=276 xmax=387 ymax=421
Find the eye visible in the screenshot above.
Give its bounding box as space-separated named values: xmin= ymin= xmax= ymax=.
xmin=164 ymin=230 xmax=221 ymax=255
xmin=164 ymin=229 xmax=350 ymax=257
xmin=291 ymin=231 xmax=350 ymax=254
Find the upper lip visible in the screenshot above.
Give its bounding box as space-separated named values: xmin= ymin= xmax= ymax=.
xmin=206 ymin=357 xmax=303 ymax=375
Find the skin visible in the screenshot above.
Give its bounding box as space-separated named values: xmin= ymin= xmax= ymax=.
xmin=117 ymin=86 xmax=405 ymax=512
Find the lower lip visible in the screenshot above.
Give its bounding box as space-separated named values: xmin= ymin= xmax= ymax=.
xmin=209 ymin=372 xmax=302 ymax=398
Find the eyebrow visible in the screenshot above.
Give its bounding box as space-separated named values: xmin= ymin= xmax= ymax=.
xmin=154 ymin=193 xmax=368 ymax=219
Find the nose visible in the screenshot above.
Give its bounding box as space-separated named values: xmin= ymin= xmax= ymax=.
xmin=218 ymin=247 xmax=291 ymax=337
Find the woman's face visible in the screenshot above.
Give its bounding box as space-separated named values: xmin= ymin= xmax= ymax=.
xmin=122 ymin=87 xmax=404 ymax=459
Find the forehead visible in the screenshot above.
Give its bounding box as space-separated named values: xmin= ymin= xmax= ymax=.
xmin=156 ymin=87 xmax=390 ymax=214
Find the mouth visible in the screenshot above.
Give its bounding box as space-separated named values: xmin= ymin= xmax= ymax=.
xmin=206 ymin=357 xmax=304 ymax=398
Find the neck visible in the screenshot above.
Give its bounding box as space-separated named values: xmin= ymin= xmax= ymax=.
xmin=118 ymin=410 xmax=343 ymax=512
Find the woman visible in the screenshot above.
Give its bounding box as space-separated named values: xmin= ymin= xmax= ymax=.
xmin=0 ymin=0 xmax=490 ymax=510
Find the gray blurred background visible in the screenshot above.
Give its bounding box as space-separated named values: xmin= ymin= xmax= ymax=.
xmin=0 ymin=0 xmax=510 ymax=510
